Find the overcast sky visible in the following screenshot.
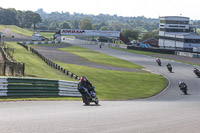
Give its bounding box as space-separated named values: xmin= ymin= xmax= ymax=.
xmin=1 ymin=0 xmax=200 ymax=20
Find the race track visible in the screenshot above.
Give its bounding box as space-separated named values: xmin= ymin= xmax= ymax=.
xmin=0 ymin=40 xmax=200 ymax=133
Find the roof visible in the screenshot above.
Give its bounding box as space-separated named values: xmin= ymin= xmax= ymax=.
xmin=159 ymin=16 xmax=189 ymax=19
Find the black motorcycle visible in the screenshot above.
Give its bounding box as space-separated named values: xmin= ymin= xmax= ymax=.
xmin=179 ymin=84 xmax=188 ymax=95
xmin=156 ymin=59 xmax=161 ymax=66
xmin=167 ymin=64 xmax=172 ymax=72
xmin=194 ymin=70 xmax=200 ymax=77
xmin=80 ymin=87 xmax=99 ymax=105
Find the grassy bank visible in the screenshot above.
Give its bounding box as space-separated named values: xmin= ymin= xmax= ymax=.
xmin=57 ymin=45 xmax=167 ymax=100
xmin=0 ymin=25 xmax=33 ymax=36
xmin=1 ymin=42 xmax=167 ymax=101
xmin=10 ymin=25 xmax=33 ymax=37
xmin=59 ymin=45 xmax=143 ymax=69
xmin=7 ymin=42 xmax=75 ymax=81
xmin=54 ymin=61 xmax=167 ymax=100
xmin=110 ymin=47 xmax=160 ymax=55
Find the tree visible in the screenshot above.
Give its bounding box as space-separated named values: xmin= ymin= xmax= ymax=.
xmin=121 ymin=29 xmax=139 ymax=40
xmin=141 ymin=31 xmax=159 ymax=40
xmin=60 ymin=21 xmax=71 ymax=29
xmin=100 ymin=26 xmax=114 ymax=31
xmin=71 ymin=19 xmax=79 ymax=29
xmin=95 ymin=21 xmax=107 ymax=30
xmin=49 ymin=20 xmax=59 ymax=30
xmin=0 ymin=8 xmax=18 ymax=25
xmin=32 ymin=13 xmax=42 ymax=29
xmin=20 ymin=11 xmax=35 ymax=28
xmin=79 ymin=18 xmax=93 ymax=30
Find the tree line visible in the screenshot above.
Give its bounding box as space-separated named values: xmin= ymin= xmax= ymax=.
xmin=35 ymin=8 xmax=160 ymax=40
xmin=36 ymin=8 xmax=159 ymax=32
xmin=0 ymin=7 xmax=165 ymax=40
xmin=0 ymin=7 xmax=42 ymax=29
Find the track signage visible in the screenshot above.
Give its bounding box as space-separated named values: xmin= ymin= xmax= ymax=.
xmin=61 ymin=29 xmax=120 ymax=37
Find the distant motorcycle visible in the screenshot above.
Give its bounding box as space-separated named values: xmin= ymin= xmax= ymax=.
xmin=156 ymin=58 xmax=161 ymax=66
xmin=166 ymin=63 xmax=172 ymax=72
xmin=193 ymin=68 xmax=200 ymax=77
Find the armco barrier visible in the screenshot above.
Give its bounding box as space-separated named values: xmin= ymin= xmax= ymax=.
xmin=17 ymin=42 xmax=80 ymax=80
xmin=0 ymin=77 xmax=81 ymax=97
xmin=29 ymin=47 xmax=79 ymax=80
xmin=18 ymin=41 xmax=60 ymax=45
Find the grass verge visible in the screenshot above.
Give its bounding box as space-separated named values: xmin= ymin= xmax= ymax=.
xmin=59 ymin=45 xmax=143 ymax=69
xmin=6 ymin=42 xmax=76 ymax=81
xmin=110 ymin=47 xmax=160 ymax=55
xmin=1 ymin=43 xmax=167 ymax=101
xmin=0 ymin=42 xmax=79 ymax=101
xmin=0 ymin=25 xmax=33 ymax=36
xmin=10 ymin=25 xmax=33 ymax=37
xmin=54 ymin=61 xmax=167 ymax=100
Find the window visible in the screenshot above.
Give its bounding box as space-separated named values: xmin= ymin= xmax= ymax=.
xmin=159 ymin=28 xmax=189 ymax=32
xmin=165 ymin=20 xmax=189 ymax=24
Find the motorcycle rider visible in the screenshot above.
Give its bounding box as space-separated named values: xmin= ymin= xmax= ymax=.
xmin=166 ymin=63 xmax=171 ymax=68
xmin=178 ymin=80 xmax=187 ymax=90
xmin=166 ymin=63 xmax=172 ymax=72
xmin=194 ymin=68 xmax=200 ymax=74
xmin=78 ymin=76 xmax=96 ymax=98
xmin=156 ymin=58 xmax=161 ymax=64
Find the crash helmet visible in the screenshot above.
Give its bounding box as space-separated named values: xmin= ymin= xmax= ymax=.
xmin=80 ymin=76 xmax=87 ymax=82
xmin=179 ymin=80 xmax=183 ymax=84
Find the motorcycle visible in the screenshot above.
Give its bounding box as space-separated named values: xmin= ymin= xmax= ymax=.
xmin=167 ymin=65 xmax=172 ymax=72
xmin=194 ymin=70 xmax=200 ymax=77
xmin=80 ymin=86 xmax=99 ymax=105
xmin=179 ymin=84 xmax=188 ymax=95
xmin=156 ymin=59 xmax=161 ymax=66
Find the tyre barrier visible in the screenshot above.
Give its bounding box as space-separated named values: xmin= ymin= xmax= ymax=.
xmin=0 ymin=77 xmax=81 ymax=97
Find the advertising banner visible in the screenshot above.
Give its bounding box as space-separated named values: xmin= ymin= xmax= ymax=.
xmin=61 ymin=29 xmax=120 ymax=37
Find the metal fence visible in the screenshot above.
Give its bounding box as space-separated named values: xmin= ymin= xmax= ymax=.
xmin=0 ymin=77 xmax=81 ymax=97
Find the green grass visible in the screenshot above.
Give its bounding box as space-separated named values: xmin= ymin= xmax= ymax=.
xmin=54 ymin=61 xmax=167 ymax=100
xmin=1 ymin=42 xmax=167 ymax=101
xmin=110 ymin=47 xmax=160 ymax=55
xmin=0 ymin=24 xmax=55 ymax=38
xmin=8 ymin=25 xmax=33 ymax=37
xmin=59 ymin=45 xmax=143 ymax=69
xmin=7 ymin=42 xmax=76 ymax=81
xmin=0 ymin=25 xmax=6 ymax=30
xmin=40 ymin=32 xmax=54 ymax=38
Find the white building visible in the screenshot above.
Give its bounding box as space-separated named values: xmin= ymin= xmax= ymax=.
xmin=159 ymin=16 xmax=200 ymax=51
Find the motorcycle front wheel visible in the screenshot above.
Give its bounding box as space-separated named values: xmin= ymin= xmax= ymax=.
xmin=94 ymin=97 xmax=99 ymax=105
xmin=182 ymin=90 xmax=188 ymax=95
xmin=82 ymin=94 xmax=90 ymax=105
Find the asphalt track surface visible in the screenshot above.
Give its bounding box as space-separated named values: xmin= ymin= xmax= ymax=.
xmin=1 ymin=39 xmax=200 ymax=133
